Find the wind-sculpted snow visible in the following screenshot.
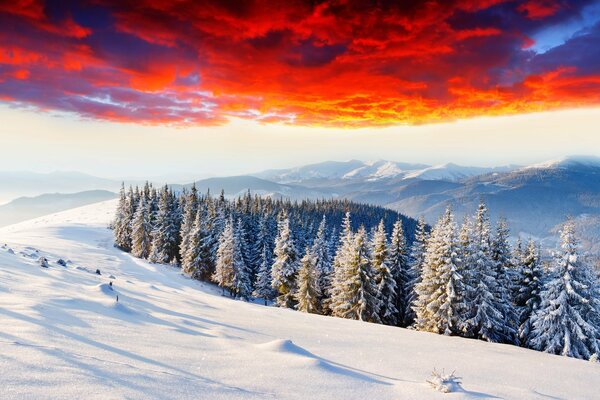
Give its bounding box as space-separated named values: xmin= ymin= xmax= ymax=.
xmin=0 ymin=200 xmax=599 ymax=399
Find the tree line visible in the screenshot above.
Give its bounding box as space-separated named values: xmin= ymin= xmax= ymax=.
xmin=112 ymin=182 xmax=600 ymax=361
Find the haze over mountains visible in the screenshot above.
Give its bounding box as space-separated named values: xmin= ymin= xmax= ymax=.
xmin=3 ymin=155 xmax=600 ymax=248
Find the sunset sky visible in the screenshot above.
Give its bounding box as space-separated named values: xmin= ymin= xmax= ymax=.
xmin=1 ymin=0 xmax=600 ymax=177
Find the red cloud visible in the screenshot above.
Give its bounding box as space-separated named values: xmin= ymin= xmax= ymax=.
xmin=0 ymin=0 xmax=599 ymax=127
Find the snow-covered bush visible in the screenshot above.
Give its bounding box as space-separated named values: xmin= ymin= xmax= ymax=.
xmin=427 ymin=369 xmax=462 ymax=393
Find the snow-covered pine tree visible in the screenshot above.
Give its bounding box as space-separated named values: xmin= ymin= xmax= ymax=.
xmin=212 ymin=218 xmax=235 ymax=295
xmin=311 ymin=215 xmax=332 ymax=311
xmin=295 ymin=248 xmax=321 ymax=314
xmin=271 ymin=211 xmax=299 ymax=308
xmin=253 ymin=242 xmax=275 ymax=305
xmin=329 ymin=212 xmax=354 ymax=314
xmin=387 ymin=218 xmax=409 ymax=326
xmin=181 ymin=210 xmax=209 ymax=278
xmin=148 ymin=185 xmax=180 ymax=264
xmin=371 ymin=220 xmax=398 ymax=325
xmin=413 ymin=207 xmax=464 ymax=335
xmin=131 ymin=196 xmax=153 ymax=259
xmin=491 ymin=218 xmax=519 ymax=344
xmin=232 ymin=218 xmax=252 ymax=299
xmin=515 ymin=239 xmax=544 ymax=343
xmin=179 ymin=184 xmax=198 ymax=262
xmin=528 ymin=219 xmax=600 ymax=359
xmin=113 ymin=184 xmax=135 ymax=251
xmin=463 ymin=201 xmax=510 ymax=343
xmin=404 ymin=216 xmax=428 ymax=326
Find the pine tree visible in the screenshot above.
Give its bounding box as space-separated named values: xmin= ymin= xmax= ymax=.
xmin=311 ymin=215 xmax=331 ymax=310
xmin=528 ymin=220 xmax=600 ymax=359
xmin=253 ymin=242 xmax=275 ymax=305
xmin=491 ymin=218 xmax=519 ymax=344
xmin=181 ymin=210 xmax=209 ymax=278
xmin=212 ymin=218 xmax=235 ymax=295
xmin=463 ymin=201 xmax=509 ymax=343
xmin=149 ymin=185 xmax=180 ymax=264
xmin=232 ymin=218 xmax=252 ymax=299
xmin=113 ymin=184 xmax=135 ymax=251
xmin=179 ymin=184 xmax=198 ymax=262
xmin=131 ymin=196 xmax=152 ymax=259
xmin=388 ymin=218 xmax=409 ymax=325
xmin=515 ymin=239 xmax=544 ymax=343
xmin=413 ymin=207 xmax=465 ymax=335
xmin=329 ymin=212 xmax=354 ymax=314
xmin=405 ymin=216 xmax=428 ymax=326
xmin=372 ymin=220 xmax=398 ymax=325
xmin=295 ymin=248 xmax=321 ymax=314
xmin=331 ymin=226 xmax=381 ymax=323
xmin=271 ymin=212 xmax=299 ymax=308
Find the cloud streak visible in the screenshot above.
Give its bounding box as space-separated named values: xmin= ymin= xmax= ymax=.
xmin=1 ymin=0 xmax=599 ymax=127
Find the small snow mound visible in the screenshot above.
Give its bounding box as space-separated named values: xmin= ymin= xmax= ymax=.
xmin=108 ymin=274 xmax=116 ymax=279
xmin=256 ymin=339 xmax=314 ymax=358
xmin=7 ymin=248 xmax=14 ymax=254
xmin=96 ymin=283 xmax=114 ymax=296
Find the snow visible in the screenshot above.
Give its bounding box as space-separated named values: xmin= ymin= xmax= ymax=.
xmin=0 ymin=200 xmax=599 ymax=399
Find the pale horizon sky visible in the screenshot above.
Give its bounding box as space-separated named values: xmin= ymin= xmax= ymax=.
xmin=2 ymin=104 xmax=600 ymax=180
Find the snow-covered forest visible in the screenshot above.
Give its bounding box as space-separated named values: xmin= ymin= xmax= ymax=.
xmin=113 ymin=183 xmax=600 ymax=361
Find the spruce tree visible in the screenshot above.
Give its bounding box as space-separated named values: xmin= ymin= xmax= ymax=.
xmin=388 ymin=218 xmax=409 ymax=325
xmin=463 ymin=202 xmax=509 ymax=343
xmin=331 ymin=226 xmax=381 ymax=323
xmin=404 ymin=216 xmax=428 ymax=326
xmin=528 ymin=220 xmax=600 ymax=359
xmin=149 ymin=185 xmax=180 ymax=264
xmin=413 ymin=207 xmax=465 ymax=335
xmin=515 ymin=239 xmax=544 ymax=343
xmin=271 ymin=212 xmax=299 ymax=308
xmin=491 ymin=218 xmax=519 ymax=344
xmin=181 ymin=210 xmax=209 ymax=278
xmin=179 ymin=184 xmax=198 ymax=262
xmin=253 ymin=242 xmax=275 ymax=305
xmin=329 ymin=212 xmax=354 ymax=314
xmin=311 ymin=215 xmax=332 ymax=310
xmin=114 ymin=184 xmax=135 ymax=251
xmin=372 ymin=220 xmax=398 ymax=325
xmin=212 ymin=218 xmax=235 ymax=295
xmin=232 ymin=218 xmax=252 ymax=299
xmin=295 ymin=248 xmax=321 ymax=314
xmin=131 ymin=196 xmax=152 ymax=259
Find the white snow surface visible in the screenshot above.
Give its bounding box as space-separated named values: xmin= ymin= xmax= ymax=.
xmin=0 ymin=200 xmax=599 ymax=399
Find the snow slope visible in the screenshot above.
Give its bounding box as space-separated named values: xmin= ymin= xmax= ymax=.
xmin=0 ymin=200 xmax=599 ymax=399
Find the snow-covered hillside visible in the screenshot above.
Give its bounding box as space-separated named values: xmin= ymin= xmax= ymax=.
xmin=0 ymin=200 xmax=599 ymax=399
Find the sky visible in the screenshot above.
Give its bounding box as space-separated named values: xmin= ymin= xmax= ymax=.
xmin=1 ymin=0 xmax=600 ymax=178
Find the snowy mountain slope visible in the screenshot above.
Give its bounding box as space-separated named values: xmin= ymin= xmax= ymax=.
xmin=0 ymin=201 xmax=599 ymax=399
xmin=0 ymin=190 xmax=116 ymax=228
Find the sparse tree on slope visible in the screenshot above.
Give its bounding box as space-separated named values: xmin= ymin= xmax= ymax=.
xmin=528 ymin=220 xmax=600 ymax=359
xmin=271 ymin=212 xmax=299 ymax=308
xmin=371 ymin=220 xmax=398 ymax=325
xmin=131 ymin=196 xmax=152 ymax=259
xmin=295 ymin=248 xmax=321 ymax=314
